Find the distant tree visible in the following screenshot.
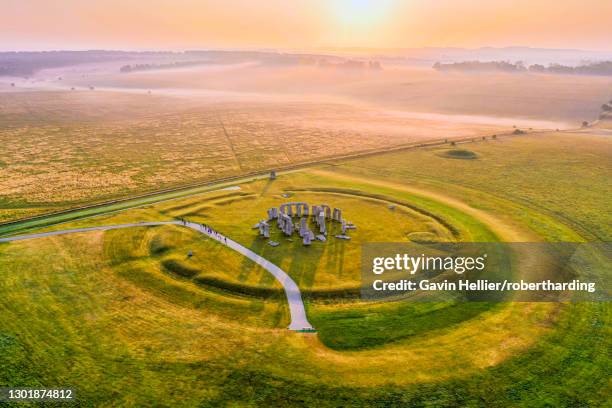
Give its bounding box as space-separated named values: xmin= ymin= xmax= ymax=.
xmin=529 ymin=64 xmax=546 ymax=73
xmin=450 ymin=141 xmax=456 ymax=146
xmin=435 ymin=60 xmax=612 ymax=76
xmin=582 ymin=121 xmax=589 ymax=127
xmin=368 ymin=61 xmax=382 ymax=70
xmin=602 ymin=103 xmax=612 ymax=112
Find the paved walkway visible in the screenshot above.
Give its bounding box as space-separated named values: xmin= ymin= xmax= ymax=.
xmin=0 ymin=221 xmax=314 ymax=331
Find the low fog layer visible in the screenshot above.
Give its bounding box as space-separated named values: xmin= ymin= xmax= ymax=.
xmin=1 ymin=48 xmax=611 ymax=221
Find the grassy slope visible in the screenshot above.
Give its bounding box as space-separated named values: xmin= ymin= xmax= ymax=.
xmin=0 ymin=133 xmax=610 ymax=406
xmin=333 ymin=132 xmax=611 ymax=240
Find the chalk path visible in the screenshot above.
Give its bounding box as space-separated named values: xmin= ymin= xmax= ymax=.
xmin=0 ymin=221 xmax=314 ymax=331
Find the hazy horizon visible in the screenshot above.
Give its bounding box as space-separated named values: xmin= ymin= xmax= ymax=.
xmin=2 ymin=45 xmax=612 ymax=54
xmin=2 ymin=0 xmax=612 ymax=52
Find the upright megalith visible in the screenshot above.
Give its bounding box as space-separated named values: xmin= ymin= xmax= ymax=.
xmin=317 ymin=211 xmax=327 ymax=234
xmin=299 ymin=218 xmax=308 ymax=237
xmin=332 ymin=208 xmax=342 ymax=222
xmin=257 ymin=201 xmax=354 ymax=245
xmin=303 ymin=230 xmax=314 ymax=246
xmin=258 ymin=220 xmax=270 ymax=238
xmin=279 ymin=213 xmax=293 ymax=236
xmin=320 ymin=204 xmax=332 ymax=219
xmin=280 ymin=202 xmax=309 ymax=218
xmin=267 ymin=207 xmax=279 ymax=220
xmin=311 ymin=205 xmax=320 ymax=221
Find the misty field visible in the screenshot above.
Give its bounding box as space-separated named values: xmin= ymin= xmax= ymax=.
xmin=0 ymin=89 xmax=507 ymax=223
xmin=1 ymin=132 xmax=609 ymax=406
xmin=3 ymin=62 xmax=610 ymax=224
xmin=0 ymin=59 xmax=610 ymax=406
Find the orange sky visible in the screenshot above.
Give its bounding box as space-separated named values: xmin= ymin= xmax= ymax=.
xmin=2 ymin=0 xmax=611 ymax=51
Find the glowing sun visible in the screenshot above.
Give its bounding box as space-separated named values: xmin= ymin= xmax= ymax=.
xmin=330 ymin=0 xmax=396 ymax=26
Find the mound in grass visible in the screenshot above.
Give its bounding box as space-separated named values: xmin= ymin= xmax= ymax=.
xmin=407 ymin=231 xmax=439 ymax=243
xmin=161 ymin=259 xmax=200 ymax=278
xmin=441 ymin=149 xmax=478 ymax=159
xmin=193 ymin=275 xmax=283 ymax=298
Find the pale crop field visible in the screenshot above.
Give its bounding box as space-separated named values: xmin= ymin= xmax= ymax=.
xmin=4 ymin=62 xmax=609 ymax=224
xmin=0 ymin=89 xmax=508 ymax=223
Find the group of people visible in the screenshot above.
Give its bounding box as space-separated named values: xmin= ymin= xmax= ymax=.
xmin=179 ymin=218 xmax=228 ymax=244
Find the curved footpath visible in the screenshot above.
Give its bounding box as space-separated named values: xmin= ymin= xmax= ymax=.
xmin=0 ymin=221 xmax=314 ymax=331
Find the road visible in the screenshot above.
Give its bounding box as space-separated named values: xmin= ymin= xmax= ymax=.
xmin=0 ymin=221 xmax=314 ymax=331
xmin=0 ymin=126 xmax=534 ymax=238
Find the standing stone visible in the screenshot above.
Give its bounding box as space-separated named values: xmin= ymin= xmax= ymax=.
xmin=277 ymin=214 xmax=284 ymax=229
xmin=333 ymin=208 xmax=342 ymax=222
xmin=299 ymin=218 xmax=308 ymax=237
xmin=280 ymin=214 xmax=293 ymax=236
xmin=318 ymin=211 xmax=326 ymax=234
xmin=268 ymin=207 xmax=278 ymax=220
xmin=311 ymin=206 xmax=319 ymax=223
xmin=323 ymin=205 xmax=332 ymax=219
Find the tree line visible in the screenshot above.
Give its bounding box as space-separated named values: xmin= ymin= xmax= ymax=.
xmin=433 ymin=60 xmax=612 ymax=76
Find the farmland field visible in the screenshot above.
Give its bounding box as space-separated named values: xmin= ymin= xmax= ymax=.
xmin=1 ymin=131 xmax=609 ymax=406
xmin=3 ymin=64 xmax=610 ymax=223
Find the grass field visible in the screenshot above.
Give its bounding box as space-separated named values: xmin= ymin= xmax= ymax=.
xmin=1 ymin=131 xmax=609 ymax=406
xmin=4 ymin=63 xmax=609 ymax=224
xmin=0 ymin=89 xmax=512 ymax=224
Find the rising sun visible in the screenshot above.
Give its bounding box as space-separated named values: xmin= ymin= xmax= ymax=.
xmin=330 ymin=0 xmax=396 ymax=26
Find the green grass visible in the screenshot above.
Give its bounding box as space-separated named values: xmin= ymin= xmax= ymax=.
xmin=440 ymin=148 xmax=479 ymax=159
xmin=0 ymin=133 xmax=610 ymax=406
xmin=311 ymin=301 xmax=497 ymax=350
xmin=334 ymin=131 xmax=611 ymax=240
xmin=0 ymin=177 xmax=265 ymax=237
